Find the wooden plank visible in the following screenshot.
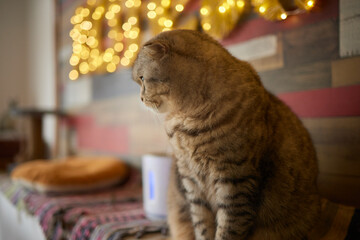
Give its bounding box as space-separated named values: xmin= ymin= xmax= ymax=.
xmin=129 ymin=124 xmax=170 ymax=156
xmin=222 ymin=0 xmax=339 ymax=45
xmin=282 ymin=19 xmax=339 ymax=67
xmin=249 ymin=33 xmax=284 ymax=72
xmin=302 ymin=117 xmax=360 ymax=145
xmin=260 ymin=60 xmax=331 ymax=94
xmin=317 ymin=144 xmax=360 ymax=176
xmin=302 ymin=117 xmax=360 ymax=176
xmin=92 ymin=70 xmax=138 ymax=100
xmin=278 ymin=85 xmax=360 ymax=118
xmin=318 ymin=173 xmax=360 ymax=207
xmin=71 ymin=115 xmax=130 ymax=154
xmin=332 ymin=56 xmax=360 ymax=87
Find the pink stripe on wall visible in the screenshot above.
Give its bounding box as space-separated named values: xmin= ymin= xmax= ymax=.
xmin=70 ymin=115 xmax=129 ymax=154
xmin=278 ymin=85 xmax=360 ymax=118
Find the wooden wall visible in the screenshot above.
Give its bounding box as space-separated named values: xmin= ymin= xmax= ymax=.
xmin=59 ymin=0 xmax=360 ymax=206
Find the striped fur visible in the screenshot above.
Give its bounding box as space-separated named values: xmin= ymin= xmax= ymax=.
xmin=133 ymin=30 xmax=321 ymax=240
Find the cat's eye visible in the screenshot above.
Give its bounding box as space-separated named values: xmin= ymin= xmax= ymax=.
xmin=139 ymin=76 xmax=144 ymax=82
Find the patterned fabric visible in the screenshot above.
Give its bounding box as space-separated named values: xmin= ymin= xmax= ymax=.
xmin=0 ymin=168 xmax=159 ymax=240
xmin=1 ymin=171 xmax=359 ymax=240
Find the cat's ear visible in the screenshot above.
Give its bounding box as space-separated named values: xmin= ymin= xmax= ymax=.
xmin=143 ymin=41 xmax=168 ymax=59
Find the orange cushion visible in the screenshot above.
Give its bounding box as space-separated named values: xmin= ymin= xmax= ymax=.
xmin=11 ymin=156 xmax=129 ymax=193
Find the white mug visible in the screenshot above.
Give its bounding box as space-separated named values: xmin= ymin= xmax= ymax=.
xmin=142 ymin=153 xmax=172 ymax=220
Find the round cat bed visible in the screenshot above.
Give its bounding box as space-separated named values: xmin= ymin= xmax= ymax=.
xmin=11 ymin=156 xmax=129 ymax=193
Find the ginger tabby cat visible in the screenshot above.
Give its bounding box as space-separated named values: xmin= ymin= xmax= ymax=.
xmin=132 ymin=30 xmax=320 ymax=240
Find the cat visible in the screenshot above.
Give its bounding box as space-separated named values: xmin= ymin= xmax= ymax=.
xmin=132 ymin=29 xmax=320 ymax=240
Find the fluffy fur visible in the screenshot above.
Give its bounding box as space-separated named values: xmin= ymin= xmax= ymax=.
xmin=132 ymin=29 xmax=320 ymax=240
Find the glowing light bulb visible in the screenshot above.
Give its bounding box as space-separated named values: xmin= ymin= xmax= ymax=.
xmin=73 ymin=44 xmax=82 ymax=54
xmin=122 ymin=22 xmax=132 ymax=31
xmin=69 ymin=70 xmax=79 ymax=80
xmin=111 ymin=4 xmax=121 ymax=13
xmin=200 ymin=7 xmax=209 ymax=15
xmin=79 ymin=62 xmax=89 ymax=74
xmin=75 ymin=7 xmax=83 ymax=15
xmin=86 ymin=0 xmax=96 ymax=6
xmin=307 ymin=0 xmax=314 ymax=8
xmin=259 ymin=6 xmax=266 ymax=13
xmin=95 ymin=6 xmax=105 ymax=13
xmin=129 ymin=30 xmax=139 ymax=39
xmin=164 ymin=19 xmax=173 ymax=28
xmin=86 ymin=36 xmax=96 ymax=46
xmin=280 ymin=13 xmax=287 ymax=20
xmin=147 ymin=2 xmax=156 ymax=10
xmin=114 ymin=42 xmax=124 ymax=52
xmin=113 ymin=55 xmax=120 ymax=64
xmin=90 ymin=49 xmax=99 ymax=57
xmin=89 ymin=62 xmax=97 ymax=71
xmin=105 ymin=11 xmax=115 ymax=19
xmin=134 ymin=0 xmax=141 ymax=7
xmin=227 ymin=0 xmax=235 ymax=6
xmin=175 ymin=4 xmax=184 ymax=12
xmin=155 ymin=6 xmax=164 ymax=14
xmin=121 ymin=57 xmax=130 ymax=66
xmin=158 ymin=17 xmax=166 ymax=26
xmin=78 ymin=35 xmax=87 ymax=44
xmin=161 ymin=0 xmax=170 ymax=8
xmin=103 ymin=52 xmax=113 ymax=62
xmin=80 ymin=48 xmax=90 ymax=59
xmin=219 ymin=6 xmax=226 ymax=13
xmin=147 ymin=11 xmax=156 ymax=19
xmin=80 ymin=21 xmax=92 ymax=30
xmin=129 ymin=43 xmax=138 ymax=52
xmin=108 ymin=30 xmax=117 ymax=39
xmin=69 ymin=55 xmax=80 ymax=66
xmin=73 ymin=15 xmax=83 ymax=24
xmin=128 ymin=16 xmax=138 ymax=25
xmin=81 ymin=8 xmax=90 ymax=17
xmin=87 ymin=0 xmax=96 ymax=6
xmin=202 ymin=23 xmax=211 ymax=31
xmin=107 ymin=63 xmax=116 ymax=72
xmin=125 ymin=0 xmax=134 ymax=8
xmin=124 ymin=50 xmax=134 ymax=59
xmin=237 ymin=0 xmax=245 ymax=8
xmin=92 ymin=12 xmax=101 ymax=20
xmin=89 ymin=29 xmax=97 ymax=37
xmin=108 ymin=18 xmax=117 ymax=27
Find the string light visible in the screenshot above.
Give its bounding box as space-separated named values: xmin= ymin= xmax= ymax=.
xmin=200 ymin=0 xmax=247 ymax=39
xmin=146 ymin=0 xmax=191 ymax=35
xmin=69 ymin=0 xmax=142 ymax=80
xmin=69 ymin=0 xmax=317 ymax=80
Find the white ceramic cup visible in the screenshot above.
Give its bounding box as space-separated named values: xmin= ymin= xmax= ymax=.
xmin=142 ymin=153 xmax=172 ymax=220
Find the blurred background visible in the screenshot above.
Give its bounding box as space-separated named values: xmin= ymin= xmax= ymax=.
xmin=0 ymin=0 xmax=359 ymax=206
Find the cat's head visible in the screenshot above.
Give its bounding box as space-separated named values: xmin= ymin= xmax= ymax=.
xmin=132 ymin=30 xmax=230 ymax=115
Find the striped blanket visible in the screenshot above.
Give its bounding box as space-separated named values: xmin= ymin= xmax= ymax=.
xmin=0 ymin=169 xmax=167 ymax=240
xmin=0 ymin=169 xmax=359 ymax=240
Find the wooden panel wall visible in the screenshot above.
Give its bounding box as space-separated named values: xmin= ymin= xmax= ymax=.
xmin=59 ymin=0 xmax=360 ymax=206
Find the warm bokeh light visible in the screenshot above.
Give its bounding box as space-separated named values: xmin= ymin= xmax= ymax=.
xmin=175 ymin=4 xmax=184 ymax=12
xmin=69 ymin=0 xmax=315 ymax=80
xmin=69 ymin=70 xmax=79 ymax=80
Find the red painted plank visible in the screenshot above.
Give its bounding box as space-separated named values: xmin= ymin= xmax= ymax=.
xmin=278 ymin=85 xmax=360 ymax=118
xmin=222 ymin=0 xmax=339 ymax=45
xmin=70 ymin=115 xmax=129 ymax=154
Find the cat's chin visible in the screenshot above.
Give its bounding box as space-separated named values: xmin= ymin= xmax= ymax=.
xmin=144 ymin=101 xmax=167 ymax=114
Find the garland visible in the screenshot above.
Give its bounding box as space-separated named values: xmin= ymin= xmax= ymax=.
xmin=69 ymin=0 xmax=316 ymax=80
